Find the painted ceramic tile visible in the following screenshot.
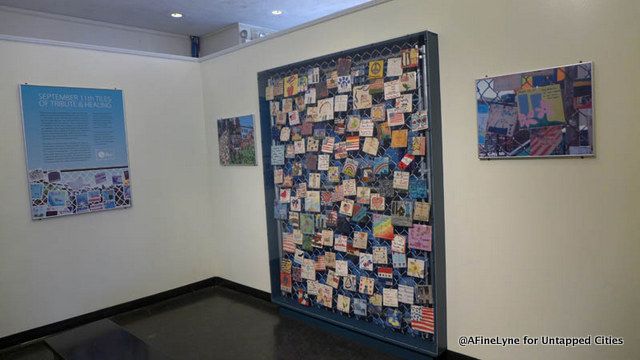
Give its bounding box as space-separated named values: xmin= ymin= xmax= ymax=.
xmin=387 ymin=57 xmax=403 ymax=77
xmin=398 ymin=284 xmax=414 ymax=304
xmin=321 ymin=229 xmax=334 ymax=246
xmin=409 ymin=178 xmax=427 ymax=199
xmin=304 ymin=88 xmax=316 ymax=105
xmin=339 ymin=199 xmax=354 ymax=216
xmin=294 ymin=249 xmax=304 ymax=265
xmin=372 ymin=214 xmax=394 ymax=240
xmin=318 ymin=154 xmax=330 ymax=171
xmin=337 ymin=57 xmax=352 ymax=76
xmin=271 ymin=145 xmax=285 ymax=165
xmin=317 ymin=97 xmax=334 ymax=121
xmin=351 ymin=204 xmax=369 ymax=223
xmin=384 ymin=80 xmax=401 ymax=100
xmin=369 ymin=78 xmax=384 ymax=94
xmin=373 ymin=246 xmax=388 ymax=264
xmin=391 ymin=200 xmax=413 ymax=227
xmin=300 ymin=213 xmax=315 ymax=234
xmin=400 ymin=71 xmax=417 ymax=91
xmin=326 ymin=70 xmax=338 ymax=89
xmin=415 ymin=285 xmax=433 ymax=305
xmin=401 ymin=48 xmax=419 ymax=68
xmin=353 ymin=298 xmax=367 ymax=316
xmin=376 ymin=122 xmax=391 ymax=141
xmin=293 ymin=139 xmax=305 ymax=154
xmin=308 ymin=173 xmax=321 ymax=189
xmin=346 ymin=115 xmax=361 ymax=133
xmin=342 ymin=158 xmax=359 ymax=178
xmin=289 ymin=110 xmax=301 ymax=125
xmin=334 ymin=234 xmax=348 ymax=252
xmin=414 ymin=201 xmax=431 ymax=222
xmin=407 ymin=258 xmax=425 ymax=279
xmin=284 ymin=74 xmax=299 ymax=97
xmin=324 ymin=251 xmax=336 ymax=269
xmin=321 ymin=137 xmax=335 ymax=153
xmin=383 ymin=288 xmax=399 ymax=307
xmin=355 ymin=186 xmax=370 ymax=204
xmin=391 ymin=129 xmax=409 ymax=148
xmin=359 ymin=253 xmax=373 ymax=271
xmin=395 ymin=94 xmax=413 ymax=113
xmin=410 ymin=305 xmax=434 ymax=334
xmin=359 ymin=276 xmax=375 ymax=295
xmin=337 ymin=76 xmax=352 ymax=93
xmin=317 ymin=283 xmax=333 ymax=308
xmin=307 ymin=67 xmax=320 ymax=84
xmin=368 ymin=60 xmax=384 ymax=79
xmin=306 ymin=106 xmax=318 ymax=122
xmin=337 ymin=294 xmax=350 ymax=313
xmin=393 ymin=171 xmax=410 ymax=190
xmin=274 ymin=168 xmax=284 ymax=184
xmin=327 ymin=270 xmax=340 ymax=289
xmin=279 ymin=188 xmax=291 ymax=203
xmin=372 ymin=157 xmax=389 ymax=176
xmin=334 ymin=94 xmax=348 ymax=112
xmin=301 ymin=258 xmax=316 ymax=280
xmin=387 ymin=108 xmax=405 ymax=127
xmin=410 ymin=110 xmax=428 ymax=131
xmin=315 ymin=255 xmax=326 ymax=271
xmin=353 ymin=85 xmax=372 ymax=109
xmin=342 ymin=179 xmax=357 ymax=196
xmin=346 ymin=136 xmax=360 ymax=151
xmin=353 ymin=231 xmax=368 ymax=249
xmin=392 ymin=253 xmax=407 ymax=268
xmin=334 ymin=141 xmax=347 ymax=158
xmin=370 ymin=193 xmax=385 ymax=211
xmin=343 ymin=274 xmax=357 ymax=292
xmin=371 ymin=104 xmax=386 ymax=122
xmin=290 ymin=196 xmax=302 ymax=211
xmin=410 ymin=136 xmax=426 ymax=156
xmin=359 ymin=119 xmax=374 ymax=137
xmin=408 ymin=224 xmax=432 ymax=251
xmin=307 ymin=138 xmax=319 ymax=152
xmin=327 ymin=166 xmax=340 ymax=183
xmin=392 ymin=234 xmax=406 ymax=253
xmin=283 ymin=98 xmax=294 ymax=113
xmin=335 ymin=259 xmax=349 ymax=276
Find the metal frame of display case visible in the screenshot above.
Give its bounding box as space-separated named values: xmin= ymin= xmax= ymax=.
xmin=257 ymin=31 xmax=445 ymax=358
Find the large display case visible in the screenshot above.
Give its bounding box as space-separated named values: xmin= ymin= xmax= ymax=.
xmin=258 ymin=31 xmax=445 ymax=357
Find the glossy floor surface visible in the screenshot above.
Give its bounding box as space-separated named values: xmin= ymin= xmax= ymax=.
xmin=0 ymin=286 xmax=405 ymax=360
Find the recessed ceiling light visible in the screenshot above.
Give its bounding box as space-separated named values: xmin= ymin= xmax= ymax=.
xmin=171 ymin=12 xmax=183 ymax=18
xmin=271 ymin=10 xmax=283 ymax=15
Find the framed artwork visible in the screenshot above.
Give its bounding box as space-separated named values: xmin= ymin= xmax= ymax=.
xmin=217 ymin=114 xmax=257 ymax=166
xmin=476 ymin=62 xmax=593 ymax=159
xmin=258 ymin=32 xmax=446 ymax=357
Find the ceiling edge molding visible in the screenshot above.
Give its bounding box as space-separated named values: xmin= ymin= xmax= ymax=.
xmin=0 ymin=34 xmax=198 ymax=62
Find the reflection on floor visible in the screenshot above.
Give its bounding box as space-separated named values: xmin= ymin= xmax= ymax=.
xmin=0 ymin=287 xmax=404 ymax=360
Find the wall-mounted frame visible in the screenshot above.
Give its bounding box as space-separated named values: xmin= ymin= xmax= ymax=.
xmin=20 ymin=84 xmax=132 ymax=220
xmin=216 ymin=114 xmax=257 ymax=166
xmin=258 ymin=31 xmax=445 ymax=358
xmin=476 ymin=62 xmax=594 ymax=159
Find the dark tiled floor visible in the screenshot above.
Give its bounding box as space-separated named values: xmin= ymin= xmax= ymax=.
xmin=0 ymin=287 xmax=403 ymax=360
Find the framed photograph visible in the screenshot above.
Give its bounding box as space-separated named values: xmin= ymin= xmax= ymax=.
xmin=217 ymin=114 xmax=257 ymax=166
xmin=476 ymin=62 xmax=593 ymax=159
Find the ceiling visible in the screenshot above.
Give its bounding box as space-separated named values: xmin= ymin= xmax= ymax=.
xmin=0 ymin=0 xmax=372 ymax=36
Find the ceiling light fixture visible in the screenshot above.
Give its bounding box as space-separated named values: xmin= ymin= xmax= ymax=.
xmin=170 ymin=12 xmax=183 ymax=18
xmin=271 ymin=10 xmax=283 ymax=15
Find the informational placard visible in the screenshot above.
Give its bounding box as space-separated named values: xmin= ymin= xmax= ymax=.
xmin=20 ymin=85 xmax=131 ymax=220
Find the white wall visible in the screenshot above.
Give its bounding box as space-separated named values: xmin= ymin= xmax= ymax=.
xmin=201 ymin=0 xmax=640 ymax=359
xmin=0 ymin=6 xmax=191 ymax=56
xmin=0 ymin=40 xmax=214 ymax=337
